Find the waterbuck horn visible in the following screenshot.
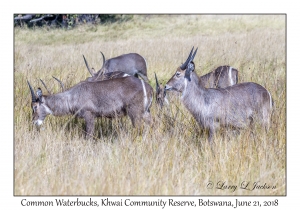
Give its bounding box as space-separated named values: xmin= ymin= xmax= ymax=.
xmin=27 ymin=80 xmax=37 ymax=102
xmin=189 ymin=47 xmax=198 ymax=63
xmin=100 ymin=51 xmax=106 ymax=71
xmin=94 ymin=51 xmax=106 ymax=81
xmin=83 ymin=54 xmax=94 ymax=76
xmin=52 ymin=76 xmax=65 ymax=91
xmin=180 ymin=46 xmax=194 ymax=70
xmin=155 ymin=72 xmax=160 ymax=93
xmin=39 ymin=79 xmax=52 ymax=94
xmin=98 ymin=51 xmax=106 ymax=75
xmin=185 ymin=48 xmax=198 ymax=81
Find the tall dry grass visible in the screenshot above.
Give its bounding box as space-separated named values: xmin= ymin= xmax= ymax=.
xmin=14 ymin=15 xmax=285 ymax=195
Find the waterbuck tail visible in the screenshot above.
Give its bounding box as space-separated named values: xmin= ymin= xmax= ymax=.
xmin=137 ymin=72 xmax=150 ymax=83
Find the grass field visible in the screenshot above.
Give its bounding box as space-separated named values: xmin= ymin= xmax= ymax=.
xmin=14 ymin=15 xmax=286 ymax=195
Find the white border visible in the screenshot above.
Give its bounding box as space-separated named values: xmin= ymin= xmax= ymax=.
xmin=3 ymin=0 xmax=296 ymax=209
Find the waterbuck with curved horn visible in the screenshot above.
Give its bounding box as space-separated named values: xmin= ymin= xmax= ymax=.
xmin=164 ymin=47 xmax=273 ymax=143
xmin=83 ymin=52 xmax=149 ymax=82
xmin=27 ymin=76 xmax=153 ymax=138
xmin=155 ymin=65 xmax=238 ymax=107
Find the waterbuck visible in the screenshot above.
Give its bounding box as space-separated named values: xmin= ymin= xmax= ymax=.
xmin=200 ymin=65 xmax=238 ymax=88
xmin=27 ymin=76 xmax=153 ymax=138
xmin=155 ymin=73 xmax=168 ymax=108
xmin=83 ymin=52 xmax=149 ymax=82
xmin=155 ymin=65 xmax=238 ymax=107
xmin=164 ymin=47 xmax=273 ymax=143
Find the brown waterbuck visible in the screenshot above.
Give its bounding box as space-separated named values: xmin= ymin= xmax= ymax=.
xmin=27 ymin=76 xmax=153 ymax=138
xmin=164 ymin=47 xmax=273 ymax=143
xmin=83 ymin=52 xmax=149 ymax=82
xmin=155 ymin=65 xmax=239 ymax=107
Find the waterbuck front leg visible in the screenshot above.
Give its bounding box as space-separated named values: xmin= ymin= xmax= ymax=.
xmin=208 ymin=127 xmax=215 ymax=145
xmin=82 ymin=111 xmax=95 ymax=139
xmin=206 ymin=119 xmax=219 ymax=145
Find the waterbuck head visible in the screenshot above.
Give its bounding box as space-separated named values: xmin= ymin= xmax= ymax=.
xmin=27 ymin=81 xmax=52 ymax=127
xmin=165 ymin=47 xmax=198 ymax=92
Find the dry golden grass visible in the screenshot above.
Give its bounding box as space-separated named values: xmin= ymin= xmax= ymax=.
xmin=14 ymin=15 xmax=285 ymax=195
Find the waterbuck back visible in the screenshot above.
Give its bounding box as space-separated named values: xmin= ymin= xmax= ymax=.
xmin=165 ymin=47 xmax=273 ymax=143
xmin=27 ymin=76 xmax=153 ymax=139
xmin=83 ymin=52 xmax=148 ymax=82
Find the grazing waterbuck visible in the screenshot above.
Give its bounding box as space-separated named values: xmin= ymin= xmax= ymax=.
xmin=164 ymin=47 xmax=273 ymax=143
xmin=83 ymin=52 xmax=149 ymax=82
xmin=155 ymin=64 xmax=239 ymax=107
xmin=27 ymin=76 xmax=153 ymax=138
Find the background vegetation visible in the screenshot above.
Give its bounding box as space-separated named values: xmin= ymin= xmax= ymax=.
xmin=14 ymin=14 xmax=285 ymax=195
xmin=14 ymin=14 xmax=134 ymax=28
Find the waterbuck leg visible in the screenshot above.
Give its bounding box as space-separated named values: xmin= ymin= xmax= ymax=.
xmin=208 ymin=126 xmax=217 ymax=145
xmin=83 ymin=112 xmax=95 ymax=139
xmin=143 ymin=111 xmax=153 ymax=125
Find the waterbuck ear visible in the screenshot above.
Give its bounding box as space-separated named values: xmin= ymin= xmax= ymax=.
xmin=36 ymin=87 xmax=43 ymax=102
xmin=184 ymin=61 xmax=195 ymax=81
xmin=188 ymin=61 xmax=195 ymax=72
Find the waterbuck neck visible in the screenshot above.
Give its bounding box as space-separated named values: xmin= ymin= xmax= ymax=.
xmin=182 ymin=71 xmax=205 ymax=98
xmin=43 ymin=92 xmax=71 ymax=116
xmin=181 ymin=71 xmax=208 ymax=113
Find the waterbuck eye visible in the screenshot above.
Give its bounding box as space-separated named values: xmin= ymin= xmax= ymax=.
xmin=175 ymin=72 xmax=181 ymax=77
xmin=32 ymin=105 xmax=38 ymax=112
